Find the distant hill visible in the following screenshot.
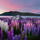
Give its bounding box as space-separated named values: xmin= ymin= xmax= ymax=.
xmin=0 ymin=11 xmax=40 ymax=16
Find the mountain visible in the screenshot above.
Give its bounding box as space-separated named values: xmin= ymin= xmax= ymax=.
xmin=0 ymin=11 xmax=40 ymax=16
xmin=11 ymin=15 xmax=23 ymax=20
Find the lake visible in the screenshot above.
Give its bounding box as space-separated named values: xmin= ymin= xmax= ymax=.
xmin=21 ymin=16 xmax=40 ymax=18
xmin=0 ymin=16 xmax=40 ymax=18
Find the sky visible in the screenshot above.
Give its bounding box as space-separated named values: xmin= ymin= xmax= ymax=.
xmin=0 ymin=0 xmax=40 ymax=14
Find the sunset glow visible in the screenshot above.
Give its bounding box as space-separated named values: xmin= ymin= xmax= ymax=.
xmin=0 ymin=0 xmax=40 ymax=14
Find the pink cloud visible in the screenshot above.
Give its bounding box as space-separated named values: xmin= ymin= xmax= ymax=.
xmin=0 ymin=0 xmax=40 ymax=14
xmin=0 ymin=0 xmax=28 ymax=11
xmin=0 ymin=0 xmax=34 ymax=12
xmin=30 ymin=10 xmax=40 ymax=13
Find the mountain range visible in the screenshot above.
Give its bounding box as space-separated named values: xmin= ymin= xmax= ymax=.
xmin=0 ymin=11 xmax=40 ymax=16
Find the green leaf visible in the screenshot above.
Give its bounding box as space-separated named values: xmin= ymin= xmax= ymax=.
xmin=14 ymin=26 xmax=21 ymax=35
xmin=9 ymin=27 xmax=11 ymax=31
xmin=3 ymin=30 xmax=7 ymax=39
xmin=23 ymin=33 xmax=25 ymax=38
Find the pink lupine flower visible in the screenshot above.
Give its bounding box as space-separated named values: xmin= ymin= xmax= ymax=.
xmin=23 ymin=31 xmax=24 ymax=33
xmin=18 ymin=22 xmax=19 ymax=28
xmin=8 ymin=24 xmax=12 ymax=27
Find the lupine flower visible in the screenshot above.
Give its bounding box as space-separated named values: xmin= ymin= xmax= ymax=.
xmin=25 ymin=35 xmax=27 ymax=40
xmin=24 ymin=24 xmax=27 ymax=35
xmin=1 ymin=29 xmax=3 ymax=40
xmin=4 ymin=22 xmax=9 ymax=31
xmin=18 ymin=35 xmax=21 ymax=40
xmin=15 ymin=35 xmax=17 ymax=40
xmin=1 ymin=21 xmax=4 ymax=29
xmin=0 ymin=20 xmax=1 ymax=28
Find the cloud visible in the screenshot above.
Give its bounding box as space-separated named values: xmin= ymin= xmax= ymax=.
xmin=30 ymin=10 xmax=40 ymax=13
xmin=0 ymin=0 xmax=40 ymax=14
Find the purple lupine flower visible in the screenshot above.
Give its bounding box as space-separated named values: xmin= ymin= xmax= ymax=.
xmin=11 ymin=27 xmax=14 ymax=33
xmin=28 ymin=26 xmax=30 ymax=35
xmin=7 ymin=31 xmax=11 ymax=40
xmin=31 ymin=24 xmax=35 ymax=35
xmin=35 ymin=32 xmax=38 ymax=36
xmin=37 ymin=25 xmax=40 ymax=32
xmin=21 ymin=25 xmax=22 ymax=35
xmin=24 ymin=24 xmax=27 ymax=35
xmin=15 ymin=35 xmax=17 ymax=40
xmin=37 ymin=27 xmax=39 ymax=35
xmin=18 ymin=35 xmax=21 ymax=40
xmin=8 ymin=21 xmax=11 ymax=25
xmin=18 ymin=20 xmax=21 ymax=28
xmin=0 ymin=38 xmax=1 ymax=40
xmin=11 ymin=33 xmax=14 ymax=40
xmin=34 ymin=27 xmax=36 ymax=33
xmin=12 ymin=37 xmax=15 ymax=40
xmin=1 ymin=29 xmax=3 ymax=40
xmin=25 ymin=35 xmax=27 ymax=40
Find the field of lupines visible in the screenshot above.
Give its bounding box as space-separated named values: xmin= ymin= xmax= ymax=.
xmin=0 ymin=18 xmax=40 ymax=40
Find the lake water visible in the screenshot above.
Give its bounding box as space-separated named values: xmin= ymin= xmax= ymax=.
xmin=21 ymin=16 xmax=40 ymax=18
xmin=0 ymin=16 xmax=40 ymax=18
